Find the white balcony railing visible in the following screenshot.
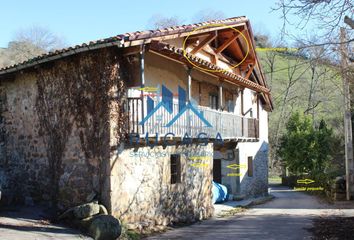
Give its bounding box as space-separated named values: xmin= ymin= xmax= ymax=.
xmin=126 ymin=94 xmax=258 ymax=139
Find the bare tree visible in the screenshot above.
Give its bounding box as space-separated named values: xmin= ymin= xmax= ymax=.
xmin=3 ymin=41 xmax=45 ymax=66
xmin=14 ymin=26 xmax=65 ymax=51
xmin=148 ymin=14 xmax=184 ymax=29
xmin=274 ymin=0 xmax=353 ymax=35
xmin=273 ymin=58 xmax=310 ymax=148
xmin=192 ymin=9 xmax=226 ymax=22
xmin=0 ymin=26 xmax=65 ymax=67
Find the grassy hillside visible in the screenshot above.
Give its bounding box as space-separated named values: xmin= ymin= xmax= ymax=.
xmin=257 ymin=50 xmax=344 ymax=174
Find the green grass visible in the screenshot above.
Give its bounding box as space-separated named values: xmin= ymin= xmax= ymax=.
xmin=119 ymin=224 xmax=142 ymax=240
xmin=268 ymin=176 xmax=282 ymax=184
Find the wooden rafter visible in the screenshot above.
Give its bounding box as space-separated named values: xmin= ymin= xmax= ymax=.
xmin=190 ymin=33 xmax=217 ymax=55
xmin=185 ymin=38 xmax=199 ymax=48
xmin=211 ymin=54 xmax=218 ymax=65
xmin=215 ymin=32 xmax=240 ymax=54
xmin=232 ymin=38 xmax=245 ymax=61
xmin=202 ymin=45 xmax=233 ymax=65
xmin=245 ymin=64 xmax=255 ymax=79
xmin=243 ymin=28 xmax=267 ymax=87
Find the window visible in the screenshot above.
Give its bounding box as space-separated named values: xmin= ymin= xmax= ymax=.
xmin=209 ymin=94 xmax=218 ymax=110
xmin=170 ymin=154 xmax=181 ymax=184
xmin=247 ymin=156 xmax=253 ymax=177
xmin=226 ymin=99 xmax=235 ymax=112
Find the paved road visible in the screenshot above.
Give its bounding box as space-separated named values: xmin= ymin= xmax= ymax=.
xmin=146 ymin=185 xmax=354 ymax=240
xmin=1 ymin=186 xmax=353 ymax=239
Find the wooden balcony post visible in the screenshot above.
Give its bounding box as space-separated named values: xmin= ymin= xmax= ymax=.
xmin=187 ymin=67 xmax=192 ymax=135
xmin=241 ymin=89 xmax=244 ymax=137
xmin=187 ymin=67 xmax=192 ymax=102
xmin=256 ymin=93 xmax=260 ymax=139
xmin=140 ymin=45 xmax=145 ymax=134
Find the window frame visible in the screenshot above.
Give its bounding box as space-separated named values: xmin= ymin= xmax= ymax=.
xmin=209 ymin=93 xmax=219 ymax=110
xmin=247 ymin=156 xmax=253 ymax=177
xmin=170 ymin=154 xmax=181 ymax=184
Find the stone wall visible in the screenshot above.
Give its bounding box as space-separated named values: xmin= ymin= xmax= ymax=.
xmin=213 ymin=99 xmax=269 ymax=199
xmin=0 ymin=73 xmax=50 ymax=204
xmin=0 ymin=83 xmax=7 ymax=190
xmin=109 ymin=143 xmax=214 ymax=230
xmin=213 ymin=141 xmax=269 ymax=198
xmin=0 ymin=47 xmax=127 ymax=209
xmin=238 ymin=141 xmax=269 ymax=197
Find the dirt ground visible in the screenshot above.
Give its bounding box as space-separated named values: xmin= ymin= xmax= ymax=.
xmin=309 ymin=216 xmax=354 ymax=240
xmin=0 ymin=205 xmax=91 ymax=239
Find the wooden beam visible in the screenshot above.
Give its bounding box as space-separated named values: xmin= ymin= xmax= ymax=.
xmin=122 ymin=45 xmax=141 ymax=56
xmin=211 ymin=54 xmax=218 ymax=65
xmin=215 ymin=32 xmax=240 ymax=54
xmin=245 ymin=64 xmax=255 ymax=79
xmin=190 ymin=33 xmax=217 ymax=55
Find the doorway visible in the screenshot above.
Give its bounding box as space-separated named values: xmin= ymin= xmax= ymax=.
xmin=213 ymin=159 xmax=222 ymax=183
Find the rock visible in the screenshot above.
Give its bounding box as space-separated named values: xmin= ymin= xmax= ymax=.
xmin=88 ymin=215 xmax=121 ymax=240
xmin=153 ymin=225 xmax=166 ymax=231
xmin=58 ymin=207 xmax=75 ymax=220
xmin=73 ymin=202 xmax=100 ymax=219
xmin=72 ymin=216 xmax=94 ymax=231
xmin=99 ymin=204 xmax=108 ymax=215
xmin=58 ymin=201 xmax=103 ymax=220
xmin=125 ymin=223 xmax=139 ymax=230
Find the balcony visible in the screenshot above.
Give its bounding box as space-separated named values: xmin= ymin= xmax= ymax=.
xmin=126 ymin=92 xmax=259 ymax=140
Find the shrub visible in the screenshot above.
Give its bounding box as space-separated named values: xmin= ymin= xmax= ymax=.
xmin=278 ymin=112 xmax=336 ymax=190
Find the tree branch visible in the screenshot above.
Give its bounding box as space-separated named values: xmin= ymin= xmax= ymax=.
xmin=344 ymin=16 xmax=354 ymax=29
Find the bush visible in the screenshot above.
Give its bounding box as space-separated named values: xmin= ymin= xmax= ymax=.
xmin=278 ymin=112 xmax=336 ymax=190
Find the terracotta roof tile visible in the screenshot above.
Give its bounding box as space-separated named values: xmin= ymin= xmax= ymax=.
xmin=0 ymin=16 xmax=247 ymax=74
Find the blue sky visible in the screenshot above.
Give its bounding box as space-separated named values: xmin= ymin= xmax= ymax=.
xmin=0 ymin=0 xmax=301 ymax=48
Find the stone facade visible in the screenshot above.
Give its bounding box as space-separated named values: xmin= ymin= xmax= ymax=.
xmin=0 ymin=73 xmax=51 ymax=204
xmin=238 ymin=141 xmax=269 ymax=197
xmin=0 ymin=47 xmax=126 ymax=209
xmin=0 ymin=39 xmax=269 ymax=231
xmin=0 ymin=47 xmax=215 ymax=231
xmin=109 ymin=143 xmax=214 ymax=229
xmin=213 ymin=141 xmax=269 ymax=199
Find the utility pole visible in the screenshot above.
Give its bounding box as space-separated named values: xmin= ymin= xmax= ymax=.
xmin=340 ymin=27 xmax=354 ymax=200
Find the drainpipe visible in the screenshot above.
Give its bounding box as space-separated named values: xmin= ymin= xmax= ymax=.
xmin=241 ymin=89 xmax=245 ymax=116
xmin=140 ymin=45 xmax=145 ymax=134
xmin=241 ymin=89 xmax=245 ymax=137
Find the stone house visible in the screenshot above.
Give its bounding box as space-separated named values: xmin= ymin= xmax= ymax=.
xmin=0 ymin=16 xmax=273 ymax=229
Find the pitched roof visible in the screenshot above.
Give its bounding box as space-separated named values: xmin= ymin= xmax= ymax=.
xmin=149 ymin=40 xmax=273 ymax=111
xmin=0 ymin=16 xmax=273 ymax=110
xmin=149 ymin=41 xmax=270 ymax=94
xmin=0 ymin=16 xmax=248 ymax=75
